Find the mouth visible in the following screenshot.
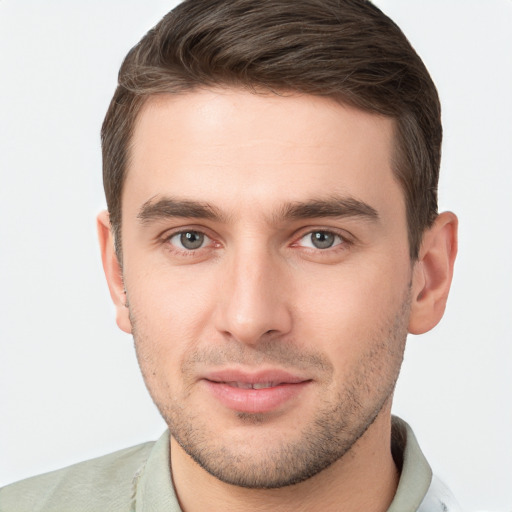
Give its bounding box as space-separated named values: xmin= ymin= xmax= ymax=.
xmin=202 ymin=369 xmax=312 ymax=414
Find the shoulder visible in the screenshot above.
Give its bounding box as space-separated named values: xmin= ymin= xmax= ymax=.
xmin=0 ymin=441 xmax=155 ymax=512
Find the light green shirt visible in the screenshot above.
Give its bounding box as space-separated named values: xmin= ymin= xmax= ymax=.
xmin=0 ymin=417 xmax=459 ymax=511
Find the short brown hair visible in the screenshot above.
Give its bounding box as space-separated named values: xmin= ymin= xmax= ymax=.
xmin=102 ymin=0 xmax=441 ymax=260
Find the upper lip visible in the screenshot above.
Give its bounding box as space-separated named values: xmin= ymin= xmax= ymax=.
xmin=202 ymin=368 xmax=311 ymax=386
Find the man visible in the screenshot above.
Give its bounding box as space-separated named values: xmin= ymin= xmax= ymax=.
xmin=0 ymin=0 xmax=459 ymax=510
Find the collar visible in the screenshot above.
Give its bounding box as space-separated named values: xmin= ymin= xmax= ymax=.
xmin=386 ymin=416 xmax=433 ymax=511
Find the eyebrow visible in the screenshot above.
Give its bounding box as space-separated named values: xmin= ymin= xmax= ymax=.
xmin=278 ymin=197 xmax=379 ymax=222
xmin=138 ymin=197 xmax=226 ymax=223
xmin=137 ymin=195 xmax=379 ymax=225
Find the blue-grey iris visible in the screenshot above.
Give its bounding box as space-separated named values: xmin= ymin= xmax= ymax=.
xmin=181 ymin=231 xmax=204 ymax=249
xmin=311 ymin=231 xmax=335 ymax=249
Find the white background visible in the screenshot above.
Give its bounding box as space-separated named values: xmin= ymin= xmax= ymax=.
xmin=1 ymin=1 xmax=511 ymax=510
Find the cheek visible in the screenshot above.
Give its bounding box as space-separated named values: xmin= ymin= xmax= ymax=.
xmin=292 ymin=257 xmax=411 ymax=352
xmin=124 ymin=266 xmax=219 ymax=394
xmin=126 ymin=262 xmax=217 ymax=334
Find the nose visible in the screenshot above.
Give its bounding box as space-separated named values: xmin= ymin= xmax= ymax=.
xmin=214 ymin=246 xmax=293 ymax=345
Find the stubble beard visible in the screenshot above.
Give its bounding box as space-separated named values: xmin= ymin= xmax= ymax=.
xmin=130 ymin=292 xmax=410 ymax=489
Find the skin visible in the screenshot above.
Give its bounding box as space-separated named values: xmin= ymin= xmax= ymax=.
xmin=98 ymin=89 xmax=457 ymax=512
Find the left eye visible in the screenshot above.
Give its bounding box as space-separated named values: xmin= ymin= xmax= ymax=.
xmin=168 ymin=231 xmax=210 ymax=250
xmin=298 ymin=231 xmax=343 ymax=249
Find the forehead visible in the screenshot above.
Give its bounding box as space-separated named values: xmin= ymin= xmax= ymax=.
xmin=125 ymin=88 xmax=400 ymax=216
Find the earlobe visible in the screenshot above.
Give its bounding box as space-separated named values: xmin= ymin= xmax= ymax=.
xmin=408 ymin=212 xmax=458 ymax=335
xmin=97 ymin=211 xmax=132 ymax=334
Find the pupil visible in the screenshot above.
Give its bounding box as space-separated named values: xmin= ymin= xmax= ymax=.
xmin=181 ymin=231 xmax=204 ymax=249
xmin=312 ymin=231 xmax=334 ymax=249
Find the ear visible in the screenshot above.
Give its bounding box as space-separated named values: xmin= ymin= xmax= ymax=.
xmin=97 ymin=211 xmax=132 ymax=334
xmin=408 ymin=212 xmax=458 ymax=334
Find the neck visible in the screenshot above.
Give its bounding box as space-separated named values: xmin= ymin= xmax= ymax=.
xmin=170 ymin=410 xmax=399 ymax=512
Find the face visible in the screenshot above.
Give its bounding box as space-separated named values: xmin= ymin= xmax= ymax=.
xmin=118 ymin=89 xmax=413 ymax=488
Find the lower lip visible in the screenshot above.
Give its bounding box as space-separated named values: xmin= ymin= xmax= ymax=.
xmin=204 ymin=380 xmax=310 ymax=414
